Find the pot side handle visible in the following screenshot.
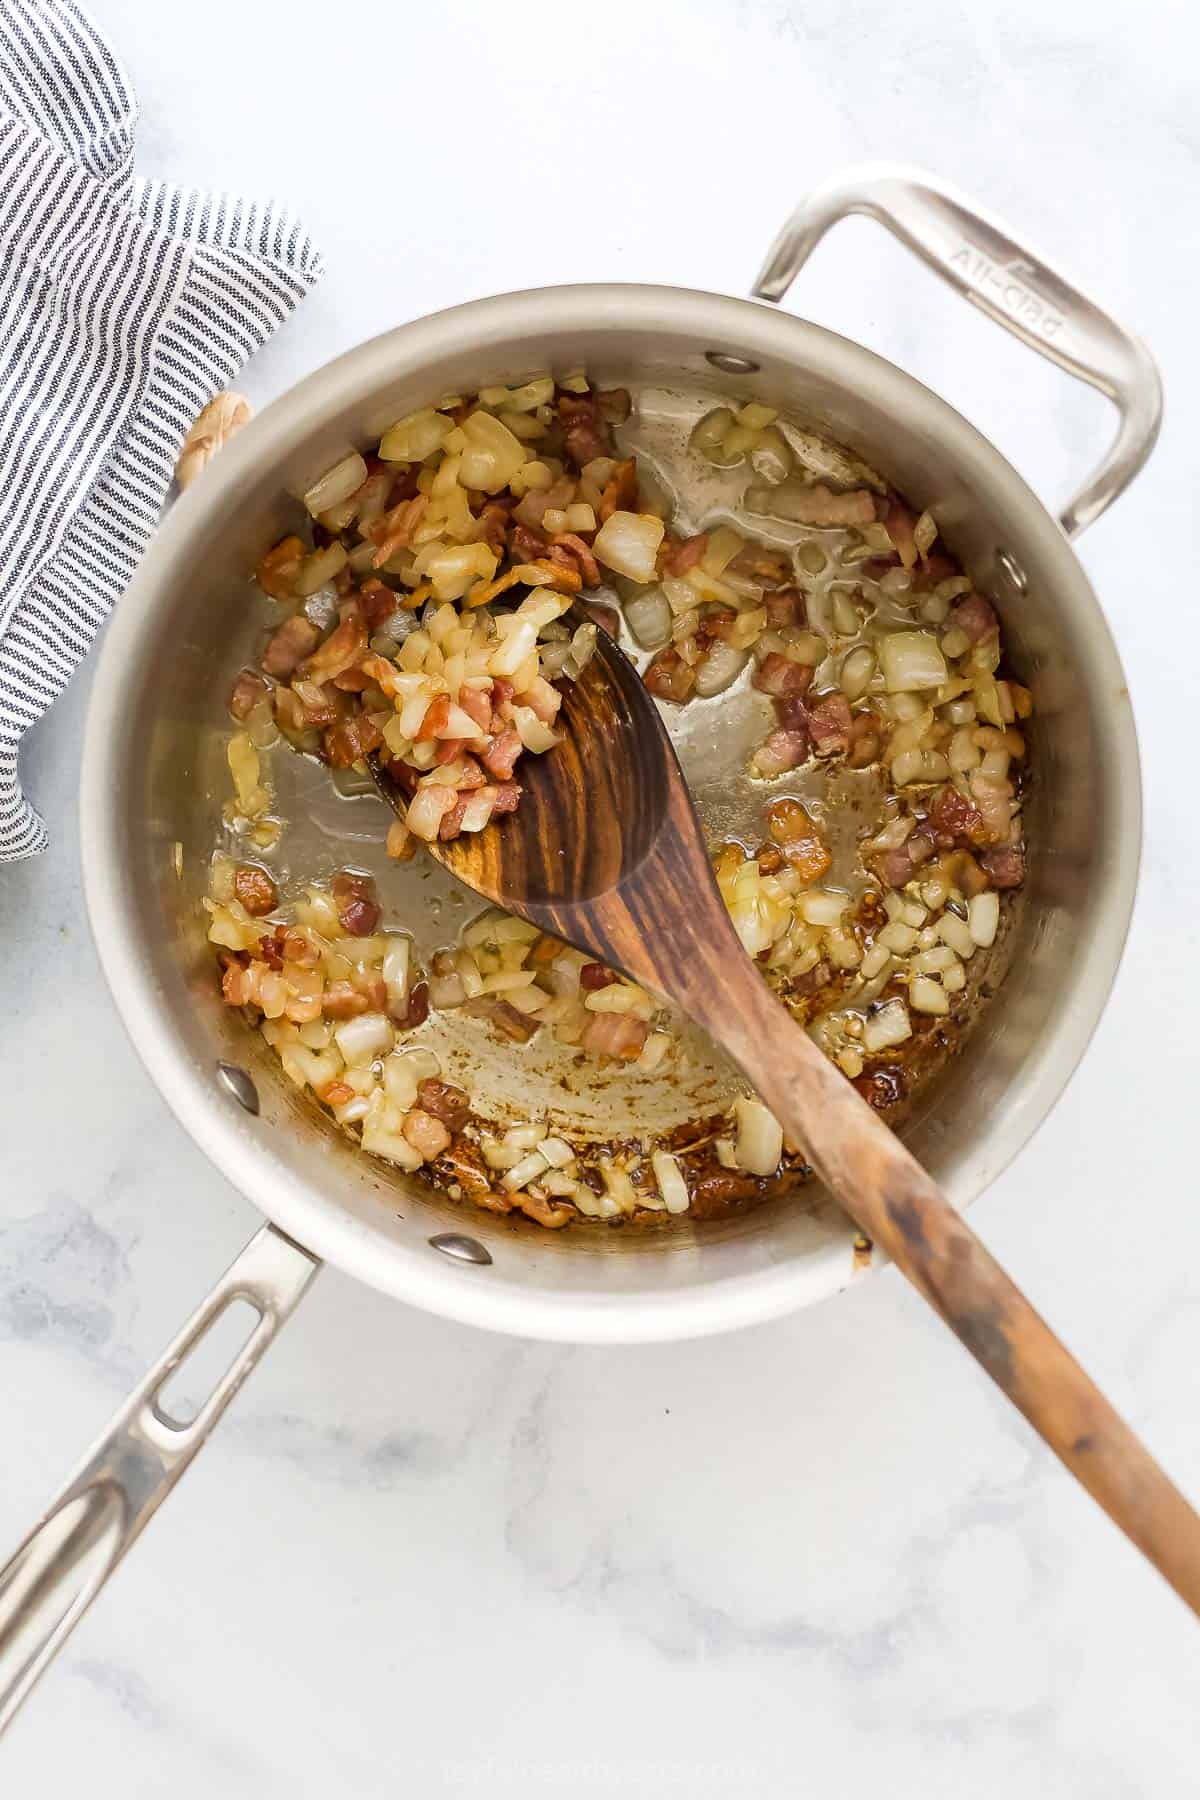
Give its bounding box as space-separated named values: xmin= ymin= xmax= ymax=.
xmin=0 ymin=1224 xmax=319 ymax=1737
xmin=751 ymin=164 xmax=1162 ymax=539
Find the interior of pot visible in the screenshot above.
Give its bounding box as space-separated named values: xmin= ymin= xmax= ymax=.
xmin=81 ymin=287 xmax=1141 ymax=1340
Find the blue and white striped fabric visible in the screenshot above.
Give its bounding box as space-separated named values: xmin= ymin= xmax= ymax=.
xmin=0 ymin=0 xmax=323 ymax=859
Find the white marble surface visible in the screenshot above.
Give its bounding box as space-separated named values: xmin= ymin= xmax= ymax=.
xmin=3 ymin=0 xmax=1200 ymax=1789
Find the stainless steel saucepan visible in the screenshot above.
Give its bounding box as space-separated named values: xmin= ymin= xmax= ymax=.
xmin=0 ymin=167 xmax=1159 ymax=1728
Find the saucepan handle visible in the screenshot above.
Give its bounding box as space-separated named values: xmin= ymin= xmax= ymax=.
xmin=0 ymin=1223 xmax=319 ymax=1735
xmin=751 ymin=164 xmax=1162 ymax=538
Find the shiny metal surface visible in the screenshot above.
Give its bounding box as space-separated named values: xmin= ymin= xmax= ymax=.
xmin=429 ymin=1234 xmax=494 ymax=1267
xmin=79 ymin=227 xmax=1149 ymax=1346
xmin=0 ymin=1226 xmax=318 ymax=1734
xmin=216 ymin=1061 xmax=260 ymax=1115
xmin=753 ymin=165 xmax=1162 ymax=539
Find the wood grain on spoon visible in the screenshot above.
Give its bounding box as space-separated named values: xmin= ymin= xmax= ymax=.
xmin=371 ymin=613 xmax=1200 ymax=1618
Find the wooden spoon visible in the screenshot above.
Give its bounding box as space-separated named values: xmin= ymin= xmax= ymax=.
xmin=372 ymin=620 xmax=1200 ymax=1615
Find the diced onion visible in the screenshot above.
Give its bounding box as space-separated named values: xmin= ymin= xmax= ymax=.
xmin=651 ymin=1150 xmax=690 ymax=1214
xmin=334 ymin=1012 xmax=394 ymax=1067
xmin=937 ymin=911 xmax=977 ymax=959
xmin=863 ymin=999 xmax=912 ymax=1053
xmin=295 ymin=542 xmax=348 ymax=598
xmin=879 ymin=631 xmax=948 ymax=693
xmin=909 ymin=975 xmax=950 ymax=1016
xmin=459 ymin=410 xmax=528 ymax=493
xmin=303 ymin=452 xmax=367 ymax=517
xmin=733 ymin=1097 xmax=783 ymax=1177
xmin=891 ymin=749 xmax=951 ymax=787
xmin=968 ymin=891 xmax=1000 ymax=948
xmin=592 ymin=511 xmax=665 ymax=584
xmin=693 ymin=641 xmax=749 ymax=697
xmin=839 ymin=646 xmax=876 ymax=702
xmin=383 ymin=937 xmax=411 ymax=1013
xmin=623 ymin=587 xmax=672 ymax=648
xmin=380 ymin=409 xmax=453 ymax=464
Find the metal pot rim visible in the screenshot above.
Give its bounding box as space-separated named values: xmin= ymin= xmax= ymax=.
xmin=79 ymin=282 xmax=1142 ymax=1343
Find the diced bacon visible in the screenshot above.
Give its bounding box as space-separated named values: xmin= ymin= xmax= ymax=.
xmin=456 ymin=686 xmax=492 ymax=733
xmin=558 ymin=393 xmax=612 ymax=470
xmin=319 ymin=1080 xmax=356 ymax=1108
xmin=660 ymin=533 xmax=709 ymax=577
xmin=773 ymin=693 xmax=812 ymax=734
xmin=765 ymin=587 xmax=805 ymax=629
xmin=324 ymin=714 xmax=382 ymax=768
xmin=229 ymin=668 xmax=269 ymax=721
xmin=513 ymin=479 xmax=573 ymax=532
xmin=416 ymin=695 xmax=451 ymax=741
xmin=403 ymin=1108 xmax=452 ymax=1161
xmin=597 ymin=457 xmax=639 ymax=521
xmin=806 ymin=692 xmax=853 ymax=756
xmin=280 ymin=928 xmax=319 ymax=966
xmin=288 ymin=679 xmax=339 ymax=727
xmin=416 ymin=1078 xmax=471 ymax=1131
xmin=914 ymin=552 xmax=957 ymax=589
xmin=491 ymin=677 xmax=516 ymax=714
xmin=331 ymin=871 xmax=381 ymax=936
xmin=581 ymin=1012 xmax=649 ymax=1061
xmin=883 ymin=499 xmax=917 ymax=568
xmin=481 ymin=728 xmax=522 ymax=779
xmin=872 ymin=830 xmax=936 ymax=889
xmin=456 ymin=757 xmax=487 ymax=790
xmin=847 ymin=708 xmax=883 ymax=769
xmin=472 ymin=997 xmax=538 ymax=1042
xmin=728 ymin=544 xmax=790 ymax=585
xmin=322 ymin=980 xmax=370 ymax=1019
xmin=926 ymin=782 xmax=985 ymax=847
xmin=550 ymin=532 xmax=601 ymax=587
xmin=432 ymin=737 xmax=471 ymax=767
xmin=583 ymin=601 xmax=620 ymax=638
xmin=369 ymin=494 xmax=428 ymax=565
xmin=262 ymin=615 xmax=320 ymax=678
xmin=391 ymin=980 xmax=430 ymax=1030
xmin=950 ymin=593 xmax=999 ymax=644
xmin=753 ymin=652 xmax=814 ymax=699
xmin=256 ymin=536 xmax=305 ymax=600
xmin=643 ymin=647 xmax=696 ymax=702
xmin=981 ymin=844 xmax=1026 ymax=888
xmin=781 ymin=484 xmax=876 ymax=527
xmin=752 ymin=728 xmax=808 ymax=776
xmin=233 ymin=864 xmax=277 ymax=916
xmin=476 ymin=498 xmax=513 ymax=552
xmin=579 ymin=962 xmax=618 ymax=991
xmin=359 ymin=578 xmax=398 ymax=631
xmin=508 ymin=522 xmax=549 ymax=563
xmin=597 ymin=387 xmax=632 ymax=423
xmin=489 ymin=781 xmax=521 ymax=815
xmin=697 ymin=607 xmax=737 ymax=644
xmin=437 ymin=793 xmax=470 ymax=840
xmin=299 ymin=612 xmax=368 ymax=684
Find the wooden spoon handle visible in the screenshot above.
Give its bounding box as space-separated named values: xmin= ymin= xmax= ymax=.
xmin=702 ymin=967 xmax=1200 ymax=1616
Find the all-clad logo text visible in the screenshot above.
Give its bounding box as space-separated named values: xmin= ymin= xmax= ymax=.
xmin=952 ymin=244 xmax=1065 ymax=341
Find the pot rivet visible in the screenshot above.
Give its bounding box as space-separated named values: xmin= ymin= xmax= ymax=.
xmin=429 ymin=1233 xmax=492 ymax=1266
xmin=705 ymin=350 xmax=761 ymax=376
xmin=216 ymin=1062 xmax=260 ymax=1116
xmin=996 ymin=548 xmax=1028 ymax=594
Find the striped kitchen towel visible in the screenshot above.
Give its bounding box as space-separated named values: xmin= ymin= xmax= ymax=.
xmin=0 ymin=0 xmax=323 ymax=860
